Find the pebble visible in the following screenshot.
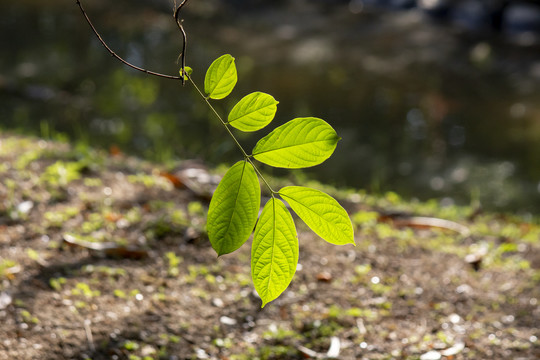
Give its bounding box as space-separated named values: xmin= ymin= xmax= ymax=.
xmin=16 ymin=200 xmax=34 ymax=215
xmin=195 ymin=348 xmax=209 ymax=359
xmin=440 ymin=342 xmax=465 ymax=357
xmin=420 ymin=350 xmax=442 ymax=360
xmin=0 ymin=292 xmax=12 ymax=310
xmin=219 ymin=316 xmax=237 ymax=326
xmin=212 ymin=298 xmax=224 ymax=308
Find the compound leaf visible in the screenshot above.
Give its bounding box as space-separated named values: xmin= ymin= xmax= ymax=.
xmin=252 ymin=117 xmax=340 ymax=168
xmin=207 ymin=161 xmax=260 ymax=256
xmin=228 ymin=92 xmax=279 ymax=132
xmin=204 ymin=54 xmax=237 ymax=100
xmin=252 ymin=197 xmax=298 ymax=307
xmin=279 ymin=186 xmax=354 ymax=246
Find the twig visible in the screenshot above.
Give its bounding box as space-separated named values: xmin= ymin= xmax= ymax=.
xmin=356 ymin=318 xmax=367 ymax=335
xmin=84 ymin=319 xmax=95 ymax=353
xmin=75 ymin=0 xmax=183 ymax=81
xmin=379 ymin=213 xmax=471 ymax=237
xmin=63 ymin=234 xmax=148 ymax=259
xmin=174 ymin=0 xmax=190 ymax=85
xmin=391 ymin=216 xmax=471 ymax=237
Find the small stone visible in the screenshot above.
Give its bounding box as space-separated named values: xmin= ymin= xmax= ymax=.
xmin=456 ymin=284 xmax=472 ymax=294
xmin=441 ymin=342 xmax=465 ymax=357
xmin=316 ymin=272 xmax=332 ymax=282
xmin=195 ymin=348 xmax=209 ymax=359
xmin=219 ymin=316 xmax=237 ymax=326
xmin=420 ymin=350 xmax=442 ymax=360
xmin=16 ymin=201 xmax=34 ymax=215
xmin=212 ymin=298 xmax=224 ymax=308
xmin=141 ymin=345 xmax=156 ymax=356
xmin=0 ymin=292 xmax=12 ymax=310
xmin=449 ymin=313 xmax=461 ymax=324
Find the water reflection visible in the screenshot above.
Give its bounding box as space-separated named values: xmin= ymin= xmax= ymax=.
xmin=0 ymin=1 xmax=538 ymax=212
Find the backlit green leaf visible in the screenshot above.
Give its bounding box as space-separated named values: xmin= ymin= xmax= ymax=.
xmin=252 ymin=117 xmax=340 ymax=169
xmin=207 ymin=161 xmax=260 ymax=256
xmin=180 ymin=66 xmax=193 ymax=81
xmin=279 ymin=186 xmax=354 ymax=246
xmin=228 ymin=92 xmax=279 ymax=132
xmin=251 ymin=198 xmax=298 ymax=307
xmin=204 ymin=54 xmax=237 ymax=100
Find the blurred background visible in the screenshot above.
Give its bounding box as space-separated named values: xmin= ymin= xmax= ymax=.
xmin=1 ymin=0 xmax=539 ymax=213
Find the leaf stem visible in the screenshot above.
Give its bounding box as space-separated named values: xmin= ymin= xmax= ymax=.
xmin=248 ymin=158 xmax=276 ymax=194
xmin=186 ymin=75 xmax=276 ymax=194
xmin=187 ymin=76 xmax=246 ymax=155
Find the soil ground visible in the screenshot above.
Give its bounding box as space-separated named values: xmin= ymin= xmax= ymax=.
xmin=0 ymin=134 xmax=538 ymax=360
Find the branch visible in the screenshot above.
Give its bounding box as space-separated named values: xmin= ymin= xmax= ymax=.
xmin=75 ymin=0 xmax=183 ymax=81
xmin=174 ymin=0 xmax=190 ymax=85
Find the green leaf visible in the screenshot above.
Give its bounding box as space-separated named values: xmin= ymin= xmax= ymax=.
xmin=207 ymin=161 xmax=260 ymax=256
xmin=204 ymin=54 xmax=237 ymax=100
xmin=252 ymin=198 xmax=298 ymax=307
xmin=180 ymin=66 xmax=193 ymax=81
xmin=228 ymin=92 xmax=279 ymax=132
xmin=252 ymin=117 xmax=340 ymax=169
xmin=279 ymin=186 xmax=354 ymax=246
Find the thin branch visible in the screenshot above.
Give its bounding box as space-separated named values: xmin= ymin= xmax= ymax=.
xmin=75 ymin=0 xmax=182 ymax=80
xmin=174 ymin=0 xmax=190 ymax=85
xmin=83 ymin=319 xmax=95 ymax=353
xmin=77 ymin=0 xmax=275 ymax=194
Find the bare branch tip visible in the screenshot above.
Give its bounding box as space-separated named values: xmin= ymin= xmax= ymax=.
xmin=75 ymin=0 xmax=183 ymax=81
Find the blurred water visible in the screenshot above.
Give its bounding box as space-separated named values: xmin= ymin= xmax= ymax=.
xmin=1 ymin=0 xmax=539 ymax=212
